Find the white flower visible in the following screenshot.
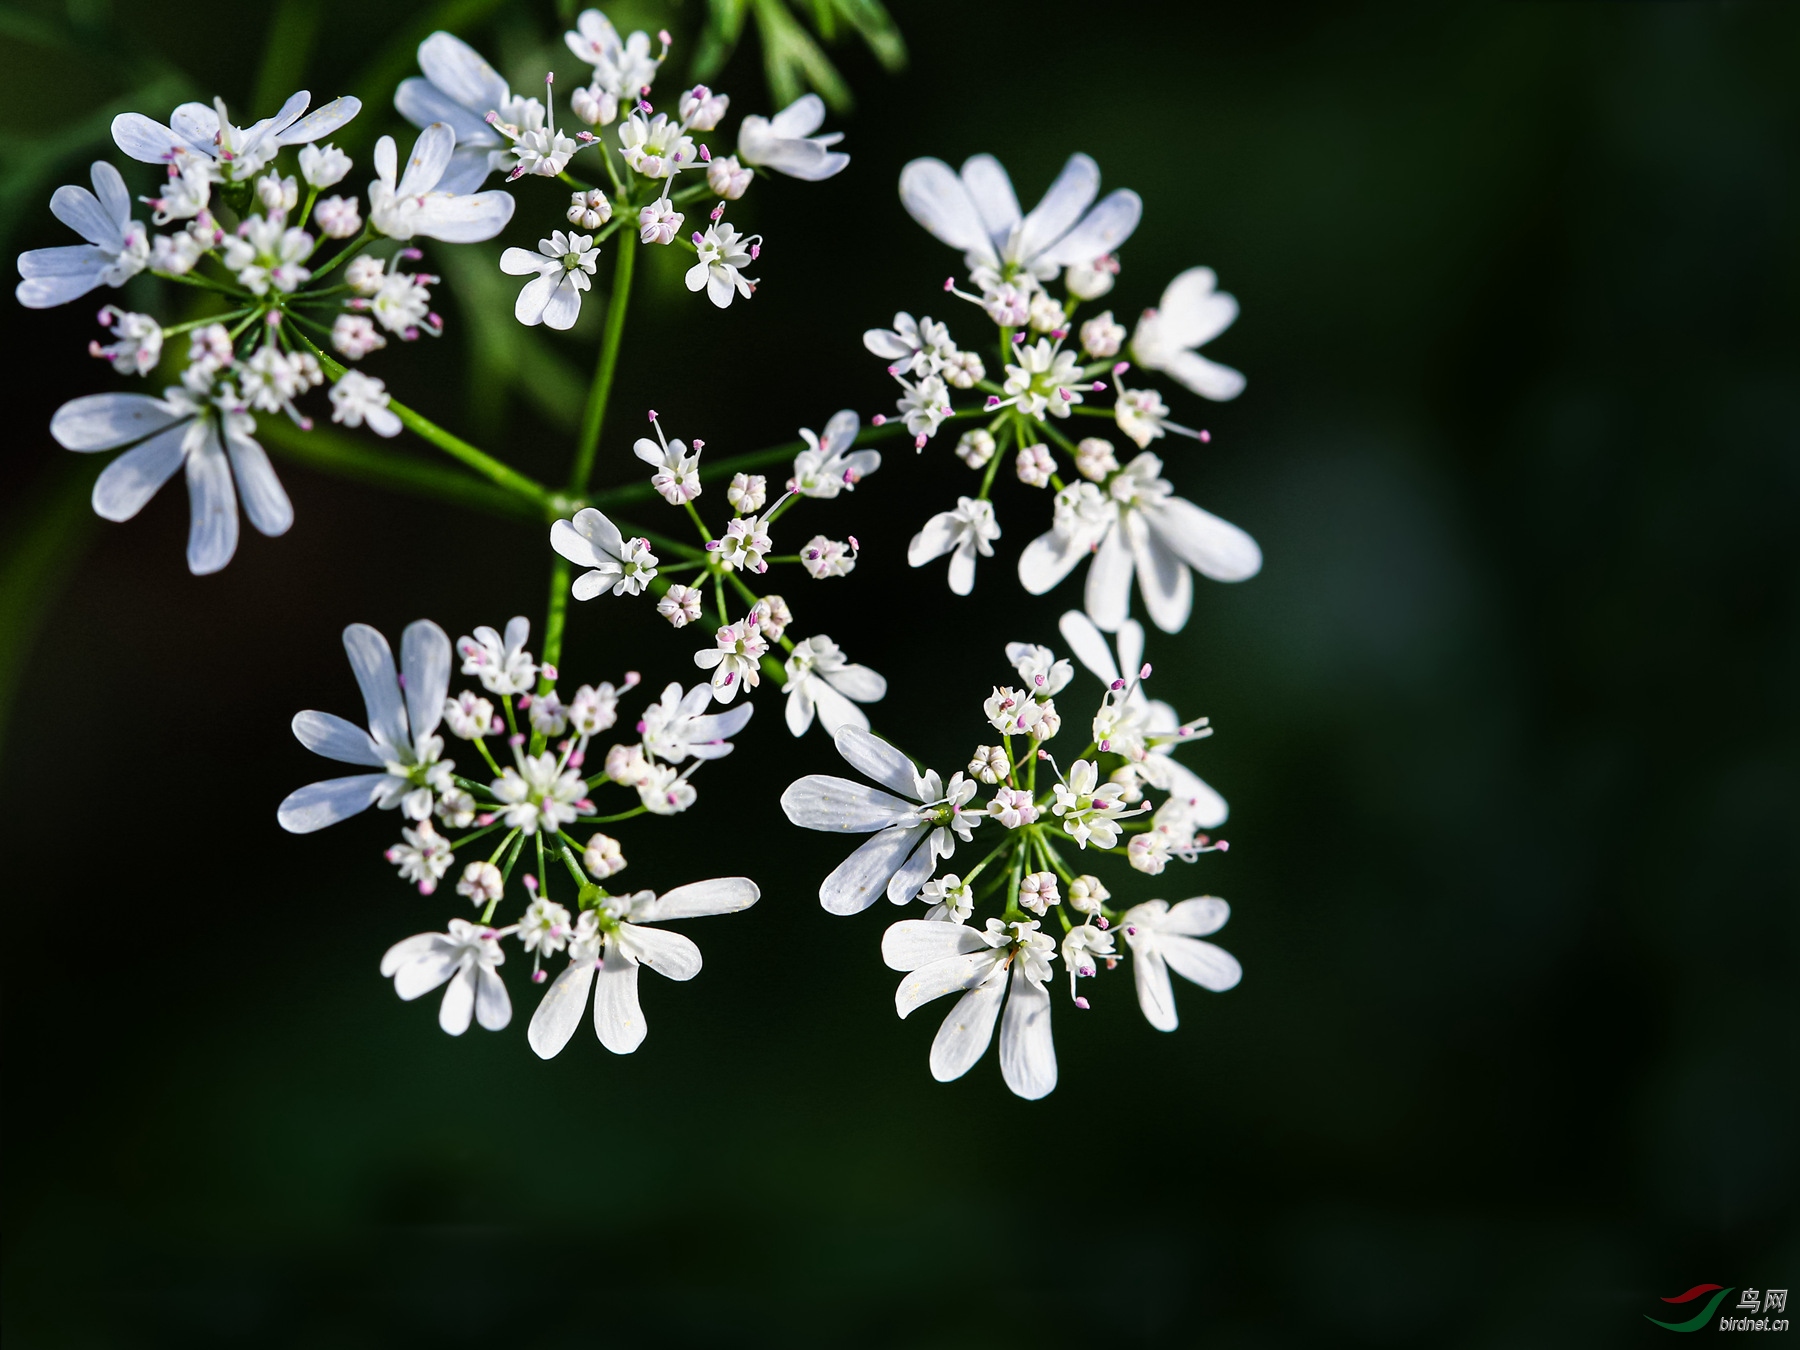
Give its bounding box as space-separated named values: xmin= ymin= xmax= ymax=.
xmin=519 ymin=898 xmax=575 ymax=959
xmin=1066 ymin=253 xmax=1120 ymax=300
xmin=332 ymin=314 xmax=385 ymax=359
xmin=1051 ymin=758 xmax=1130 ymax=849
xmin=1015 ymin=443 xmax=1053 ymax=487
xmin=456 ymin=615 xmax=537 ymax=695
xmin=49 ymin=377 xmax=291 ymax=575
xmin=896 ymin=373 xmax=952 ymax=445
xmin=634 ymin=420 xmax=700 ymax=503
xmin=1128 ymin=830 xmax=1172 ymax=875
xmin=1080 ymin=310 xmax=1126 ymax=359
xmin=737 ymin=94 xmax=849 ymax=180
xmin=967 ymin=745 xmax=1007 ymax=785
xmin=1068 ymin=873 xmax=1110 ymax=915
xmin=1018 ymin=453 xmax=1261 ymax=634
xmin=1027 ymin=291 xmax=1067 ymax=334
xmin=618 ymin=112 xmax=695 ymax=180
xmin=908 ymin=496 xmax=1000 ymax=596
xmin=713 ymin=513 xmax=772 ymax=573
xmin=438 ymin=789 xmax=477 ymax=832
xmin=143 ymin=159 xmax=213 ymax=226
xmin=1075 ymin=436 xmax=1119 ymax=480
xmin=882 ymin=917 xmax=1057 ymax=1100
xmin=278 ymin=620 xmax=456 ymax=832
xmin=527 ymin=690 xmax=567 ymax=736
xmin=955 ymin=429 xmax=996 ymax=469
xmin=707 ymin=154 xmax=753 ymax=199
xmin=551 ymin=508 xmax=660 ymax=598
xmin=380 ymin=918 xmax=511 ymax=1035
xmin=113 ymin=89 xmax=361 ymax=184
xmin=255 ymin=172 xmax=299 ymax=215
xmin=919 ymin=874 xmax=973 ymax=923
xmin=1062 ymin=922 xmax=1116 ymax=1007
xmin=329 ymin=370 xmax=401 ymax=437
xmin=799 ymin=535 xmax=857 ymax=579
xmin=527 ymin=879 xmax=759 ymax=1058
xmin=238 ymin=346 xmax=322 ymax=422
xmin=692 ymin=618 xmax=767 ymax=703
xmin=987 ymin=785 xmax=1037 ymax=829
xmin=783 ymin=635 xmax=887 ymax=738
xmin=315 ymin=195 xmax=362 ymax=239
xmin=500 ymin=231 xmax=599 ymax=330
xmin=368 ymin=122 xmax=516 ymax=243
xmin=367 ymin=270 xmax=438 ymax=339
xmin=637 ymin=198 xmax=683 ymax=244
xmin=1019 ymin=871 xmax=1060 ymax=915
xmin=1114 ymin=383 xmax=1197 ymax=448
xmin=492 ymin=751 xmax=590 ymax=834
xmin=686 ymin=218 xmax=759 ymax=307
xmin=792 ymin=409 xmax=877 ymax=498
xmin=679 ymin=84 xmax=729 ymax=131
xmin=583 ymin=832 xmax=626 ymax=880
xmin=299 ymin=141 xmax=351 ymax=188
xmin=727 ymin=472 xmax=767 ymax=513
xmin=456 ymin=860 xmax=503 ymax=905
xmin=395 ymin=32 xmax=540 ymax=192
xmin=88 ymin=306 xmax=161 ymax=376
xmin=657 ymin=584 xmax=704 ymax=627
xmin=641 ymin=681 xmax=754 ymax=762
xmin=387 ymin=819 xmax=453 ymax=894
xmin=1002 ymin=337 xmax=1085 ymax=420
xmin=862 ymin=312 xmax=959 ymax=379
xmin=750 ymin=595 xmax=791 ymax=640
xmin=779 ymin=726 xmax=981 ymax=913
xmin=1121 ymin=897 xmax=1241 ymax=1030
xmin=565 ymin=10 xmax=665 ymax=113
xmin=488 ymin=76 xmax=578 ymax=180
xmin=16 ymin=161 xmax=149 ymax=308
xmin=150 ymin=224 xmax=206 ymax=274
xmin=1131 ymin=267 xmax=1245 ymax=401
xmin=1059 ymin=608 xmax=1228 ymax=828
xmin=636 ymin=761 xmax=697 ymax=815
xmin=568 ymin=682 xmax=619 ymax=736
xmin=443 ymin=690 xmax=495 ymax=739
xmin=1004 ymin=641 xmax=1073 ymax=697
xmin=568 ymin=189 xmax=612 ymax=230
xmin=899 ymin=151 xmax=1139 ymax=281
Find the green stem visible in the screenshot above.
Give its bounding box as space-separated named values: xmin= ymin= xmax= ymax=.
xmin=569 ymin=230 xmax=638 ymax=495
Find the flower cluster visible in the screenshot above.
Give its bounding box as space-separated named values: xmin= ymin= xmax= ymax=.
xmin=277 ymin=615 xmax=760 ymax=1049
xmin=780 ymin=610 xmax=1239 ymax=1098
xmin=870 ymin=152 xmax=1262 ymax=634
xmin=550 ymin=408 xmax=887 ymax=737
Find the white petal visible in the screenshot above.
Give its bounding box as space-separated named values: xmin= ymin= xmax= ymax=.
xmin=89 ymin=161 xmax=132 ymax=228
xmin=15 ymin=257 xmax=107 ymax=308
xmin=1057 ymin=609 xmax=1120 ymax=685
xmin=51 ymin=393 xmax=180 ymax=451
xmin=822 ymin=663 xmax=886 ymax=704
xmin=381 ymin=932 xmax=437 ymax=977
xmin=90 ymin=424 xmax=187 ymax=520
xmin=1017 ymin=527 xmax=1090 ymax=596
xmin=499 ymin=246 xmax=546 ymax=276
xmin=863 ymin=329 xmax=914 ymax=359
xmin=372 ymin=134 xmax=397 ymax=187
xmin=767 ymin=93 xmax=826 ymax=138
xmin=168 ymin=102 xmax=220 ymax=152
xmin=809 ymin=680 xmax=869 ymax=737
xmin=896 ymin=950 xmax=1006 ymax=1017
xmin=1155 ymin=756 xmax=1229 ymax=829
xmin=279 ymin=96 xmax=361 ymax=145
xmin=898 ymin=158 xmax=996 ymax=266
xmin=1145 ymin=497 xmax=1262 ymax=582
xmin=1131 ymin=940 xmax=1178 ymax=1031
xmin=291 ymin=710 xmax=383 ymax=766
xmin=540 ymin=277 xmax=583 ymax=330
xmin=276 ymin=772 xmax=387 ymax=832
xmin=223 ymin=425 xmax=292 ymax=538
xmin=401 ymin=619 xmax=451 ymax=741
xmin=416 ymin=31 xmax=510 ymax=119
xmin=1015 ymin=153 xmax=1099 ymax=264
xmin=633 ymin=877 xmax=760 ymax=922
xmin=1083 ymin=520 xmax=1134 ymax=631
xmin=432 ymin=146 xmax=494 ymax=195
xmin=50 ymin=182 xmax=119 ymax=251
xmin=785 ymin=682 xmax=816 ymax=737
xmin=998 ymin=964 xmax=1057 ymax=1100
xmin=907 ymin=510 xmax=960 ymax=567
xmin=819 ymin=823 xmax=927 ymax=915
xmin=397 ymin=77 xmax=494 ymax=141
xmin=408 ymin=190 xmax=516 ymax=243
xmin=831 ymin=725 xmax=920 ymax=798
xmin=779 ymin=775 xmax=914 ymax=831
xmin=1151 ymin=267 xmax=1239 ymax=349
xmin=110 ymin=113 xmax=182 ymax=162
xmin=592 ymin=943 xmax=645 ymax=1053
xmin=395 ymin=122 xmax=455 ymax=197
xmin=946 ymin=540 xmax=977 ymax=596
xmin=1128 ymin=509 xmax=1192 ymax=635
xmin=821 ymin=408 xmax=859 ymax=456
xmin=394 ymin=945 xmax=459 ymax=999
xmin=550 ymin=515 xmax=609 ymax=569
xmin=885 ymin=831 xmax=939 ymax=905
xmin=527 ymin=961 xmax=594 ymax=1058
xmin=622 ymin=924 xmax=702 ymax=981
xmin=1161 ymin=934 xmax=1242 ymax=992
xmin=1039 ymin=188 xmax=1142 ymax=268
xmin=928 ymin=974 xmax=1006 ymax=1082
xmin=438 ymin=965 xmax=476 ymax=1034
xmin=474 ymin=964 xmax=512 ymax=1030
xmin=1162 ymin=896 xmax=1231 ymax=937
xmin=1117 ymin=620 xmax=1145 ymax=685
xmin=882 ymin=919 xmax=991 ymax=971
xmin=183 ymin=430 xmax=238 ymax=575
xmin=959 ymin=153 xmax=1021 ymax=251
xmin=341 ymin=622 xmax=408 ymax=751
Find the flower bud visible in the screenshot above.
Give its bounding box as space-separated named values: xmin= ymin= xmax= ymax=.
xmin=1075 ymin=437 xmax=1119 ymax=481
xmin=456 ymin=860 xmax=504 ymax=905
xmin=583 ymin=832 xmax=627 ymax=879
xmin=1068 ymin=874 xmax=1111 ymax=915
xmin=680 ymin=85 xmax=729 ymax=130
xmin=968 ymin=745 xmax=1007 ymax=784
xmin=955 ymin=429 xmax=996 ymax=469
xmin=707 ymin=154 xmax=753 ymax=200
xmin=1015 ymin=444 xmax=1053 ymax=488
xmin=299 ymin=142 xmax=352 ymax=189
xmin=567 ymin=188 xmax=613 ymax=231
xmin=315 ymin=195 xmax=362 ymax=239
xmin=1080 ymin=310 xmax=1126 ymax=359
xmin=1028 ymin=292 xmax=1067 ymax=334
xmin=638 ymin=200 xmax=683 ymax=245
xmin=572 ymin=83 xmax=618 ymax=127
xmin=1065 ymin=253 xmax=1119 ymax=301
xmin=1019 ymin=871 xmax=1061 ymax=916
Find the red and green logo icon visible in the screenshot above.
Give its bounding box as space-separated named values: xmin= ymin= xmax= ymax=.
xmin=1646 ymin=1284 xmax=1733 ymax=1332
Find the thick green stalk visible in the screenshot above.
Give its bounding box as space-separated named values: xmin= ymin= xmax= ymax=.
xmin=569 ymin=231 xmax=638 ymax=496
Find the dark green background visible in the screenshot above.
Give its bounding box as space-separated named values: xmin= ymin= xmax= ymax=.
xmin=3 ymin=1 xmax=1795 ymax=1345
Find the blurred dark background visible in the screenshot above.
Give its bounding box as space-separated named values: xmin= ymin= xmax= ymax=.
xmin=2 ymin=1 xmax=1795 ymax=1345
